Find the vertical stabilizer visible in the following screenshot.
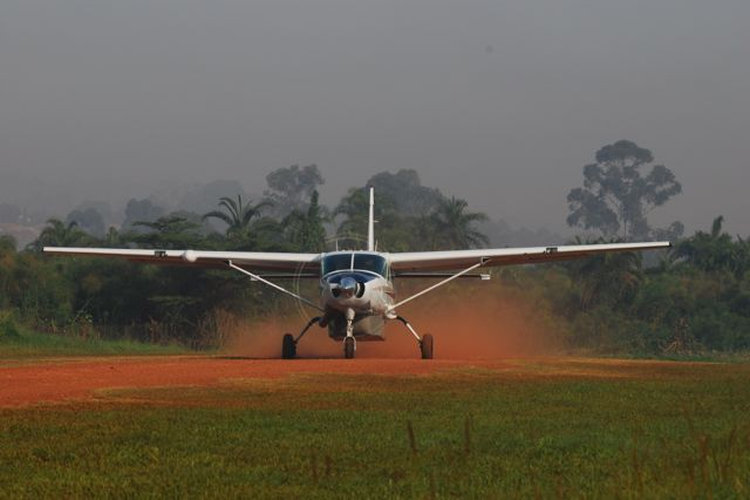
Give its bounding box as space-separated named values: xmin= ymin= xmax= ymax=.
xmin=367 ymin=187 xmax=375 ymax=251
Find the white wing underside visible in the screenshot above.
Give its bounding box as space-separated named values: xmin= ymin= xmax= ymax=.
xmin=387 ymin=241 xmax=671 ymax=273
xmin=44 ymin=241 xmax=670 ymax=274
xmin=43 ymin=247 xmax=322 ymax=272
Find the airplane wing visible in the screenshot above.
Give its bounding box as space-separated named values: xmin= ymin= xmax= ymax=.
xmin=387 ymin=241 xmax=671 ymax=273
xmin=43 ymin=247 xmax=322 ymax=273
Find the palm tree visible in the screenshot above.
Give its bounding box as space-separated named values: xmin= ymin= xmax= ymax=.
xmin=31 ymin=218 xmax=91 ymax=250
xmin=572 ymin=247 xmax=643 ymax=311
xmin=203 ymin=195 xmax=271 ymax=238
xmin=429 ymin=197 xmax=489 ymax=250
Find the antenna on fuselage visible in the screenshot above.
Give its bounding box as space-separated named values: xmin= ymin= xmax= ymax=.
xmin=367 ymin=186 xmax=375 ymax=252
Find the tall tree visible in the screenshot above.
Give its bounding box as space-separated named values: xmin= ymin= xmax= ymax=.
xmin=66 ymin=207 xmax=106 ymax=239
xmin=566 ymin=140 xmax=682 ymax=240
xmin=334 ymin=187 xmax=415 ymax=251
xmin=283 ymin=190 xmax=328 ymax=252
xmin=122 ymin=199 xmax=164 ymax=232
xmin=335 ymin=188 xmax=376 ymax=249
xmin=264 ymin=164 xmax=324 ymax=218
xmin=366 ymin=169 xmax=444 ymax=216
xmin=429 ymin=197 xmax=489 ymax=250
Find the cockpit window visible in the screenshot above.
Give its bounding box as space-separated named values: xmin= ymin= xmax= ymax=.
xmin=353 ymin=254 xmax=388 ymax=276
xmin=321 ymin=253 xmax=389 ymax=277
xmin=322 ymin=254 xmax=352 ymax=275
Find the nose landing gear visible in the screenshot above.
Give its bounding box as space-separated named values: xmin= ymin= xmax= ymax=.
xmin=343 ymin=308 xmax=356 ymax=359
xmin=343 ymin=336 xmax=356 ymax=359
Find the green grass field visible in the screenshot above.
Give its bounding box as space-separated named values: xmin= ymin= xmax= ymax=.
xmin=0 ymin=319 xmax=189 ymax=359
xmin=2 ymin=358 xmax=749 ymax=498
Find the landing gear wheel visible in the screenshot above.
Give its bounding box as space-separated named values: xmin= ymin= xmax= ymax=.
xmin=420 ymin=334 xmax=434 ymax=360
xmin=282 ymin=333 xmax=296 ymax=359
xmin=344 ymin=337 xmax=356 ymax=359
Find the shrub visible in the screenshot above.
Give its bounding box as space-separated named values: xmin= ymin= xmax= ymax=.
xmin=0 ymin=311 xmax=22 ymax=340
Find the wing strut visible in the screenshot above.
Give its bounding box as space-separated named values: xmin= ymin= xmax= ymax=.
xmin=226 ymin=260 xmax=324 ymax=313
xmin=387 ymin=260 xmax=486 ymax=314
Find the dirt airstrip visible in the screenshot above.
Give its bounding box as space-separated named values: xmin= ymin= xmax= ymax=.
xmin=2 ymin=353 xmax=705 ymax=409
xmin=1 ymin=356 xmax=519 ymax=408
xmin=0 ymin=292 xmax=658 ymax=408
xmin=0 ymin=294 xmax=563 ymax=408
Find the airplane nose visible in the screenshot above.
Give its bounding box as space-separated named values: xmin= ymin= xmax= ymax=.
xmin=340 ymin=276 xmax=357 ymax=297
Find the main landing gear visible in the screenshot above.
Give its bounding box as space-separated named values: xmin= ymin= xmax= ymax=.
xmin=280 ymin=313 xmax=434 ymax=360
xmin=281 ymin=333 xmax=296 ymax=359
xmin=281 ymin=316 xmax=322 ymax=360
xmin=396 ymin=315 xmax=433 ymax=360
xmin=420 ymin=333 xmax=434 ymax=360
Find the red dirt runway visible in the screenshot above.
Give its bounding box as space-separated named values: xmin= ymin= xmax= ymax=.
xmin=1 ymin=356 xmax=506 ymax=408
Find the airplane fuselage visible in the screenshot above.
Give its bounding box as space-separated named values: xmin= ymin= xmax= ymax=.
xmin=319 ymin=251 xmax=395 ymax=340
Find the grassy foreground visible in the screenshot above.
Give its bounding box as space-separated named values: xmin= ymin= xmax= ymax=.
xmin=2 ymin=358 xmax=750 ymax=497
xmin=0 ymin=321 xmax=188 ymax=358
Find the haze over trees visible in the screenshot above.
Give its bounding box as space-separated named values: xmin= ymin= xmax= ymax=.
xmin=122 ymin=199 xmax=165 ymax=233
xmin=566 ymin=140 xmax=683 ymax=241
xmin=66 ymin=207 xmax=106 ymax=239
xmin=2 ymin=146 xmax=749 ymax=356
xmin=367 ymin=169 xmax=444 ymax=217
xmin=264 ymin=164 xmax=324 ymax=219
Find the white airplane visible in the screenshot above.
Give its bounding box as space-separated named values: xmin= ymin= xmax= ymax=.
xmin=45 ymin=188 xmax=670 ymax=359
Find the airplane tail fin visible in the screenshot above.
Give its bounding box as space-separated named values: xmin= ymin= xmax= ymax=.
xmin=367 ymin=186 xmax=375 ymax=251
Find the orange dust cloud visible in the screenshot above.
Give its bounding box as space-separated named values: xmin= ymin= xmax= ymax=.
xmin=222 ymin=313 xmax=340 ymax=359
xmin=222 ymin=282 xmax=564 ymax=360
xmin=359 ymin=288 xmax=563 ymax=359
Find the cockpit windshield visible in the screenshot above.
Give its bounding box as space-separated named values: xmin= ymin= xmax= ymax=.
xmin=353 ymin=254 xmax=388 ymax=276
xmin=321 ymin=253 xmax=388 ymax=277
xmin=321 ymin=254 xmax=351 ymax=275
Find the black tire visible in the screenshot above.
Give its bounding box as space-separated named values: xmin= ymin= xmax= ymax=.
xmin=420 ymin=334 xmax=434 ymax=360
xmin=344 ymin=337 xmax=355 ymax=359
xmin=282 ymin=333 xmax=296 ymax=359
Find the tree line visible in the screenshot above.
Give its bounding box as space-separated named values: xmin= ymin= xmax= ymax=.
xmin=1 ymin=141 xmax=749 ymax=355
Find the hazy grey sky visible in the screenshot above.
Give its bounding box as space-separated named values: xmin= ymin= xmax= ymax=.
xmin=2 ymin=0 xmax=749 ymax=236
